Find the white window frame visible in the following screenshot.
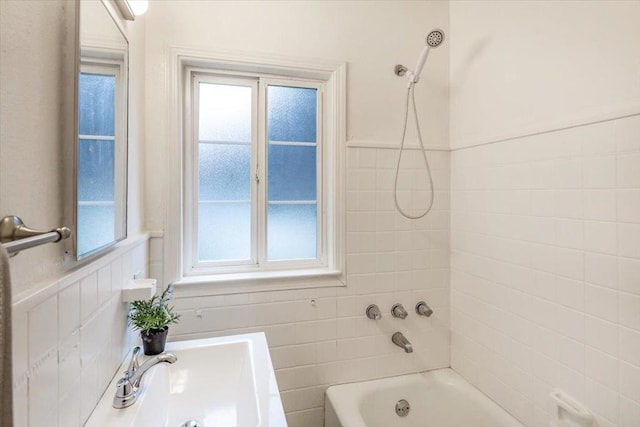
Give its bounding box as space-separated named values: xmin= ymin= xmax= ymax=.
xmin=167 ymin=48 xmax=346 ymax=296
xmin=187 ymin=74 xmax=326 ymax=274
xmin=187 ymin=74 xmax=259 ymax=271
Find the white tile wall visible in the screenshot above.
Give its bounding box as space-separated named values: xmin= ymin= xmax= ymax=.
xmin=11 ymin=237 xmax=149 ymax=427
xmin=167 ymin=146 xmax=451 ymax=427
xmin=450 ymin=115 xmax=640 ymax=427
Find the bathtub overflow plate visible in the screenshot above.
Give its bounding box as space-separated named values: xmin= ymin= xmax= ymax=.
xmin=395 ymin=399 xmax=410 ymax=417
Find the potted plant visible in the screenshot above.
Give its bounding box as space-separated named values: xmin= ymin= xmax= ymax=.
xmin=127 ymin=284 xmax=181 ymax=355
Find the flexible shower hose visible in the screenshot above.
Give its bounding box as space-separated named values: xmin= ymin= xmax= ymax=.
xmin=393 ymin=82 xmax=435 ymax=219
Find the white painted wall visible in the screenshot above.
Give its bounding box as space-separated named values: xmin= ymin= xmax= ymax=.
xmin=0 ymin=0 xmax=146 ymax=294
xmin=144 ymin=0 xmax=450 ymax=230
xmin=1 ymin=1 xmax=149 ymax=425
xmin=450 ymin=0 xmax=640 ymax=149
xmin=0 ymin=0 xmax=73 ymax=292
xmin=449 ymin=1 xmax=640 ymax=426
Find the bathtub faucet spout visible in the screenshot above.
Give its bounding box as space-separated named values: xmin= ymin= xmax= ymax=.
xmin=392 ymin=332 xmax=413 ymax=353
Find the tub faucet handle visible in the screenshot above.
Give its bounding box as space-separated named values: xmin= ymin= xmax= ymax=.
xmin=415 ymin=301 xmax=433 ymax=317
xmin=391 ymin=303 xmax=408 ymax=319
xmin=366 ymin=304 xmax=382 ymax=320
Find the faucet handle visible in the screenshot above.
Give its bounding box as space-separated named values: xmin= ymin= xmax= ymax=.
xmin=391 ymin=303 xmax=408 ymax=319
xmin=366 ymin=304 xmax=382 ymax=320
xmin=113 ymin=377 xmax=137 ymax=409
xmin=415 ymin=301 xmax=433 ymax=317
xmin=125 ymin=346 xmax=141 ymax=378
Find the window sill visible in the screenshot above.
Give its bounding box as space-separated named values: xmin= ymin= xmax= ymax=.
xmin=172 ymin=268 xmax=345 ymax=297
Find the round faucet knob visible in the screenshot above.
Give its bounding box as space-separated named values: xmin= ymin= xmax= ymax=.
xmin=391 ymin=303 xmax=408 ymax=319
xmin=415 ymin=301 xmax=433 ymax=317
xmin=366 ymin=304 xmax=382 ymax=320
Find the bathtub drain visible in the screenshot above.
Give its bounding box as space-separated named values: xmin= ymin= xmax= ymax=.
xmin=395 ymin=399 xmax=410 ymax=417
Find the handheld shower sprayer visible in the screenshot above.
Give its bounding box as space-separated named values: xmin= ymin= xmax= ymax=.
xmin=393 ymin=28 xmax=445 ymax=220
xmin=395 ymin=29 xmax=445 ymax=85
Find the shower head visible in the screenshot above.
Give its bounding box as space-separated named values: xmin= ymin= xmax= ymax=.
xmin=412 ymin=28 xmax=445 ymax=83
xmin=426 ymin=29 xmax=445 ymax=47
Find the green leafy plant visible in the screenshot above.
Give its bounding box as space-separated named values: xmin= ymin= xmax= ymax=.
xmin=127 ymin=285 xmax=181 ymax=333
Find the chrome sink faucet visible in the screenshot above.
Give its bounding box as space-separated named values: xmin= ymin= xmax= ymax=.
xmin=392 ymin=332 xmax=413 ymax=353
xmin=113 ymin=346 xmax=177 ymax=409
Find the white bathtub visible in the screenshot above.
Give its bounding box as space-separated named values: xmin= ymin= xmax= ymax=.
xmin=325 ymin=368 xmax=524 ymax=427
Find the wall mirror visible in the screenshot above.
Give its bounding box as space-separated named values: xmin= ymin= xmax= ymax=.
xmin=74 ymin=0 xmax=128 ymax=260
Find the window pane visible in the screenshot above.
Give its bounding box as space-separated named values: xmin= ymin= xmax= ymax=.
xmin=267 ymin=204 xmax=317 ymax=260
xmin=268 ymin=145 xmax=316 ymax=201
xmin=198 ymin=202 xmax=251 ymax=262
xmin=78 ymin=139 xmax=115 ymax=201
xmin=79 ymin=73 xmax=115 ymax=136
xmin=267 ymin=86 xmax=317 ymax=142
xmin=77 ymin=204 xmax=114 ymax=255
xmin=199 ymin=143 xmax=251 ymax=201
xmin=199 ymin=83 xmax=252 ymax=143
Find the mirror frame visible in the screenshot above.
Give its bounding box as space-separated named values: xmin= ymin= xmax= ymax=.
xmin=66 ymin=0 xmax=129 ymax=263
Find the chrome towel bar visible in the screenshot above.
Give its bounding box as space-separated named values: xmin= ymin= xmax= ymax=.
xmin=0 ymin=216 xmax=71 ymax=256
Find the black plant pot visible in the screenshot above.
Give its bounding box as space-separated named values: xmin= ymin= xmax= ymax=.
xmin=141 ymin=326 xmax=169 ymax=355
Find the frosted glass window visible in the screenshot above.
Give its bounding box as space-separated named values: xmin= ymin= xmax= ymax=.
xmin=197 ymin=81 xmax=253 ymax=263
xmin=79 ymin=73 xmax=115 ymax=136
xmin=188 ymin=74 xmax=326 ymax=272
xmin=199 ymin=83 xmax=252 ymax=142
xmin=266 ymin=84 xmax=318 ymax=261
xmin=77 ymin=205 xmax=114 ymax=255
xmin=268 ymin=86 xmax=317 ymax=142
xmin=78 ymin=139 xmax=115 ymax=201
xmin=77 ymin=72 xmax=117 ymax=257
xmin=198 ymin=203 xmax=251 ymax=262
xmin=267 ymin=205 xmax=317 ymax=260
xmin=199 ymin=144 xmax=251 ymax=201
xmin=268 ymin=145 xmax=316 ymax=201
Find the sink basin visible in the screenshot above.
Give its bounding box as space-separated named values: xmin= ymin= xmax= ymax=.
xmin=86 ymin=333 xmax=287 ymax=427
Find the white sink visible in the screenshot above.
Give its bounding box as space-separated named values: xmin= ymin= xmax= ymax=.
xmin=86 ymin=333 xmax=287 ymax=427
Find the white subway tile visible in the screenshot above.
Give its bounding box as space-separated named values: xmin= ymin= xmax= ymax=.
xmin=617 ymin=153 xmax=640 ymax=188
xmin=12 ymin=309 xmax=28 ymax=379
xmin=80 ymin=272 xmax=98 ymax=323
xmin=585 ymin=378 xmax=618 ymax=424
xmin=584 ymin=221 xmax=617 ymax=255
xmin=58 ymin=281 xmax=80 ymax=339
xmin=619 ymin=292 xmax=640 ymax=331
xmin=583 ymin=156 xmax=616 ymax=189
xmin=29 ymin=354 xmax=59 ymax=427
xmin=617 ymin=189 xmax=640 ymax=224
xmin=97 ymin=265 xmax=111 ymax=306
xmin=619 ymin=397 xmax=640 ymax=427
xmin=618 ymin=223 xmax=640 ymax=259
xmin=28 ymin=295 xmax=58 ymax=366
xmin=619 ymin=326 xmax=640 ymax=366
xmin=618 ymin=257 xmax=640 ymax=296
xmin=556 ymin=158 xmax=582 ymax=189
xmin=585 ymin=253 xmax=617 ymax=289
xmin=584 ymin=190 xmax=616 ymax=221
xmin=58 ymin=331 xmax=80 ymax=396
xmin=555 ymin=218 xmax=583 ymax=249
xmin=585 ymin=316 xmax=618 ymax=357
xmin=585 ymin=284 xmax=618 ymax=323
xmin=58 ymin=391 xmax=81 ymax=427
xmin=585 ymin=347 xmax=618 ymax=390
xmin=619 ymin=362 xmax=640 ymax=404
